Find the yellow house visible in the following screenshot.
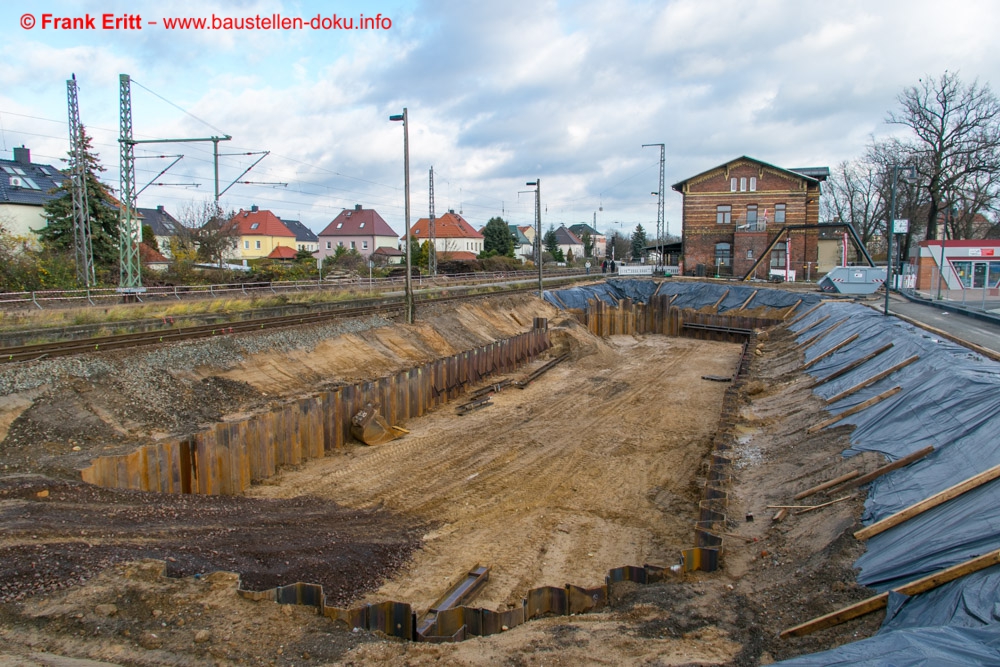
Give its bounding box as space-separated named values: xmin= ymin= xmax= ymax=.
xmin=229 ymin=205 xmax=296 ymax=259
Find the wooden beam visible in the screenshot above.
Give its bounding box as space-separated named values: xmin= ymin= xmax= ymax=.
xmin=795 ymin=318 xmax=847 ymax=352
xmin=772 ymin=508 xmax=789 ymax=522
xmin=824 ymin=356 xmax=920 ymax=405
xmin=841 ymin=446 xmax=934 ymax=490
xmin=802 ymin=333 xmax=860 ymax=370
xmin=854 ymin=462 xmax=1000 ymax=540
xmin=806 ymin=386 xmax=902 ymax=434
xmin=781 ymin=299 xmax=804 ymax=320
xmin=737 ymin=290 xmax=758 ymax=311
xmin=786 ymin=302 xmax=823 ymax=327
xmin=809 ymin=343 xmax=894 ymax=389
xmin=712 ymin=289 xmax=730 ymax=311
xmin=793 ymin=471 xmax=860 ymax=500
xmin=794 ymin=313 xmax=831 ymax=338
xmin=794 ymin=495 xmax=854 ymax=515
xmin=781 ymin=549 xmax=1000 ymax=638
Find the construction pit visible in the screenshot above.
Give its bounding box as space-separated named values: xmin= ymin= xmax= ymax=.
xmin=1 ymin=282 xmax=967 ymax=666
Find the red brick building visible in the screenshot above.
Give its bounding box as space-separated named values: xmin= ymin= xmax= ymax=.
xmin=672 ymin=157 xmax=828 ymax=279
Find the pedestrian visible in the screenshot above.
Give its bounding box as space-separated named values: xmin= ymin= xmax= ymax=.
xmin=601 ymin=260 xmax=607 ymax=274
xmin=610 ymin=260 xmax=616 ymax=272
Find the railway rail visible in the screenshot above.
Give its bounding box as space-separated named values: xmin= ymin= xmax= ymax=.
xmin=0 ymin=286 xmax=537 ymax=364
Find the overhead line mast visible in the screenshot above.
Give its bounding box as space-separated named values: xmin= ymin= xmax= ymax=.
xmin=67 ymin=74 xmax=95 ymax=287
xmin=642 ymin=143 xmax=666 ymax=268
xmin=428 ymin=166 xmax=437 ymax=275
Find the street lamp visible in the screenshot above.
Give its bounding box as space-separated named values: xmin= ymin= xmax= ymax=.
xmin=526 ymin=179 xmax=541 ymax=296
xmin=883 ymin=164 xmax=916 ymax=316
xmin=389 ymin=108 xmax=414 ymax=324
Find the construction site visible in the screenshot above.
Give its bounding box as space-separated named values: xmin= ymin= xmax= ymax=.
xmin=1 ymin=279 xmax=1000 ymax=666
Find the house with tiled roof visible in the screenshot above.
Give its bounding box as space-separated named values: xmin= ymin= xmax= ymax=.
xmin=266 ymin=245 xmax=299 ymax=261
xmin=509 ymin=224 xmax=532 ymax=262
xmin=228 ymin=205 xmax=296 ymax=259
xmin=406 ymin=210 xmax=484 ymax=260
xmin=317 ymin=205 xmax=398 ymax=262
xmin=372 ymin=245 xmax=404 ymax=265
xmin=0 ymin=146 xmax=69 ymax=242
xmin=568 ymin=222 xmax=606 ymax=258
xmin=552 ymin=225 xmax=584 ymax=261
xmin=137 ymin=205 xmax=184 ymax=258
xmin=279 ymin=218 xmax=319 ymax=254
xmin=139 ymin=242 xmax=169 ymax=271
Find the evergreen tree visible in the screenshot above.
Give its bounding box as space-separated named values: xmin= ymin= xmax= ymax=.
xmin=37 ymin=126 xmax=120 ymax=269
xmin=630 ymin=224 xmax=648 ymax=260
xmin=543 ymin=225 xmax=564 ymax=262
xmin=580 ymin=229 xmax=594 ymax=258
xmin=482 ymin=216 xmax=514 ymax=257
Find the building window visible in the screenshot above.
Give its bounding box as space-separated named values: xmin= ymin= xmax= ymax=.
xmin=749 ymin=177 xmax=757 ymax=192
xmin=717 ymin=205 xmax=732 ymax=224
xmin=730 ymin=177 xmax=737 ymax=192
xmin=774 ymin=203 xmax=786 ymax=223
xmin=250 ymin=222 xmax=259 ymax=230
xmin=244 ymin=241 xmax=249 ymax=249
xmin=746 ymin=205 xmax=758 ymax=225
xmin=740 ymin=177 xmax=747 ymax=192
xmin=350 ymin=241 xmax=356 ymax=249
xmin=362 ymin=241 xmax=368 ymax=250
xmin=338 ymin=241 xmax=344 ymax=247
xmin=771 ymin=242 xmax=787 ymax=268
xmin=255 ymin=240 xmax=261 ymax=249
xmin=326 ymin=241 xmax=332 ymax=249
xmin=747 ymin=249 xmax=754 ymax=259
xmin=715 ymin=242 xmax=732 ymax=268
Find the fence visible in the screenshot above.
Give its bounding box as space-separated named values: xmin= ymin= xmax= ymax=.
xmin=80 ymin=325 xmax=550 ymax=494
xmin=901 ymin=264 xmax=1000 ymax=315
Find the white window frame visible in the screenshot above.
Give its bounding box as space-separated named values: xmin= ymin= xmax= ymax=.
xmin=749 ymin=177 xmax=757 ymax=192
xmin=730 ymin=177 xmax=737 ymax=192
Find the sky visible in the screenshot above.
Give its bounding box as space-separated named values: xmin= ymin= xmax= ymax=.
xmin=2 ymin=0 xmax=998 ymax=238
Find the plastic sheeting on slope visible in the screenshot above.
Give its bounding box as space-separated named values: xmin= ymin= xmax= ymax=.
xmin=774 ymin=625 xmax=1000 ymax=666
xmin=544 ymin=279 xmax=821 ymax=312
xmin=880 ymin=566 xmax=1000 ymax=632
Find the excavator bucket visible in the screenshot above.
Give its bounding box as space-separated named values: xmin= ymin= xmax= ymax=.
xmin=350 ymin=402 xmax=409 ymax=446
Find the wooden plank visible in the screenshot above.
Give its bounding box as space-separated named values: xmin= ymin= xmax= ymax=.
xmin=824 ymin=355 xmax=920 ymax=405
xmin=772 ymin=508 xmax=789 ymax=522
xmin=781 ymin=548 xmax=1000 ymax=638
xmin=794 ymin=313 xmax=831 ymax=338
xmin=793 ymin=471 xmax=860 ymax=500
xmin=809 ymin=343 xmax=894 ymax=389
xmin=802 ymin=333 xmax=860 ymax=370
xmin=794 ymin=494 xmax=854 ymax=515
xmin=806 ymin=386 xmax=902 ymax=434
xmin=854 ymin=462 xmax=1000 ymax=540
xmin=712 ymin=289 xmax=730 ymax=311
xmin=795 ymin=318 xmax=847 ymax=351
xmin=737 ymin=290 xmax=758 ymax=311
xmin=785 ymin=300 xmax=819 ymax=325
xmin=841 ymin=445 xmax=934 ymax=490
xmin=781 ymin=298 xmax=804 ymax=319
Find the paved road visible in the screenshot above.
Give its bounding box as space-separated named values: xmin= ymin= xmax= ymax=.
xmin=885 ymin=294 xmax=1000 ymax=357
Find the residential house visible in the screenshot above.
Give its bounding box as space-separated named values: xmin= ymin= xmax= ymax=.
xmin=671 ymin=156 xmax=828 ymax=279
xmin=568 ymin=222 xmax=606 ymax=259
xmin=229 ymin=205 xmax=296 ymax=260
xmin=139 ymin=242 xmax=170 ymax=271
xmin=266 ymin=245 xmax=299 ymax=262
xmin=552 ymin=225 xmax=584 ymax=262
xmin=0 ymin=146 xmax=69 ymax=241
xmin=509 ymin=224 xmax=532 ymax=262
xmin=406 ymin=210 xmax=484 ymax=260
xmin=316 ymin=205 xmax=398 ymax=262
xmin=372 ymin=246 xmax=404 ymax=265
xmin=279 ymin=218 xmax=319 ymax=255
xmin=137 ymin=205 xmax=184 ymax=258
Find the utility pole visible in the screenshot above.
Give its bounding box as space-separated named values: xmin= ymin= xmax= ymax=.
xmin=428 ymin=166 xmax=437 ymax=275
xmin=66 ymin=74 xmax=95 ymax=287
xmin=527 ymin=179 xmax=541 ymax=296
xmin=643 ymin=143 xmax=665 ymax=268
xmin=884 ymin=165 xmax=916 ymax=316
xmin=390 ymin=109 xmax=414 ymax=323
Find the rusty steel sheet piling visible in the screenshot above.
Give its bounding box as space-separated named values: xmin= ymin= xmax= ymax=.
xmin=81 ymin=323 xmax=551 ymax=494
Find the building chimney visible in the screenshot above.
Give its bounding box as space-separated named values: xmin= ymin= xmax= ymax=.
xmin=13 ymin=146 xmax=30 ymax=165
xmin=448 ymin=209 xmax=455 ymax=214
xmin=355 ymin=204 xmax=362 ymax=211
xmin=157 ymin=205 xmax=165 ymax=212
xmin=251 ymin=205 xmax=259 ymax=213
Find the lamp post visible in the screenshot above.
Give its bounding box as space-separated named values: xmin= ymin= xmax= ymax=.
xmin=389 ymin=108 xmax=414 ymax=324
xmin=884 ymin=164 xmax=916 ymax=316
xmin=526 ymin=179 xmax=541 ymax=296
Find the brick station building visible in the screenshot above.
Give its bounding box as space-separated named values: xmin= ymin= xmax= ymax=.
xmin=672 ymin=156 xmax=828 ymax=279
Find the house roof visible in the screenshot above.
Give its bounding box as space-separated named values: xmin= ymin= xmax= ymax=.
xmin=230 ymin=207 xmax=295 ymax=237
xmin=0 ymin=147 xmax=69 ymax=207
xmin=267 ymin=245 xmax=299 ymax=259
xmin=671 ymin=156 xmax=829 ymax=192
xmin=318 ymin=205 xmax=397 ymax=237
xmin=137 ymin=206 xmax=184 ymax=236
xmin=509 ymin=224 xmax=530 ymax=245
xmin=372 ymin=246 xmax=404 ymax=256
xmin=553 ymin=226 xmax=583 ymax=245
xmin=139 ymin=243 xmax=168 ymax=264
xmin=279 ymin=218 xmax=318 ymax=243
xmin=568 ymin=223 xmax=601 ymax=238
xmin=444 ymin=251 xmax=478 ymax=261
xmin=407 ymin=211 xmax=484 ymax=240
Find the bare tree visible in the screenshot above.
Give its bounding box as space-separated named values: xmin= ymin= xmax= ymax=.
xmin=822 ymin=158 xmax=888 ymax=253
xmin=888 ymin=72 xmax=1000 ymax=240
xmin=178 ymin=201 xmax=240 ymax=267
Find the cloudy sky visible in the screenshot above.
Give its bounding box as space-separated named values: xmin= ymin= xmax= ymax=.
xmin=1 ymin=0 xmax=998 ymax=237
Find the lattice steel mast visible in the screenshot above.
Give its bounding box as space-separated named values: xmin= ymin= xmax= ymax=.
xmin=67 ymin=74 xmax=95 ymax=287
xmin=118 ymin=74 xmax=143 ymax=294
xmin=428 ymin=166 xmax=437 ymax=275
xmin=643 ymin=143 xmax=665 ymax=267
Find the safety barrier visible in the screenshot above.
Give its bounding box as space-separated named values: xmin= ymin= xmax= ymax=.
xmin=236 ymin=562 xmax=669 ymax=642
xmin=80 ymin=323 xmax=550 ymax=493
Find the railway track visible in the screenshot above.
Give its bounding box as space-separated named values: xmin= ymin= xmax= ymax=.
xmin=0 ymin=286 xmax=537 ymax=364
